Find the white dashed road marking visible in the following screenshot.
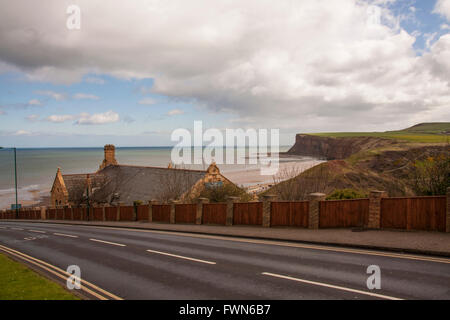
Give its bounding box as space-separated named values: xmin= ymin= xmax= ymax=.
xmin=89 ymin=238 xmax=126 ymax=247
xmin=146 ymin=249 xmax=216 ymax=265
xmin=261 ymin=272 xmax=402 ymax=300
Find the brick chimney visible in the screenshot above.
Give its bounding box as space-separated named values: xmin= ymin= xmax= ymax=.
xmin=99 ymin=144 xmax=118 ymax=170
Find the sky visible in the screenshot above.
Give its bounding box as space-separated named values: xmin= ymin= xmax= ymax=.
xmin=0 ymin=0 xmax=449 ymax=147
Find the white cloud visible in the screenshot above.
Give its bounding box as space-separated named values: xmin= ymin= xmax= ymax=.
xmin=26 ymin=114 xmax=40 ymax=121
xmin=45 ymin=111 xmax=120 ymax=125
xmin=35 ymin=90 xmax=66 ymax=101
xmin=14 ymin=130 xmax=32 ymax=136
xmin=46 ymin=114 xmax=77 ymax=123
xmin=84 ymin=76 xmax=105 ymax=84
xmin=138 ymin=98 xmax=157 ymax=105
xmin=167 ymin=109 xmax=184 ymax=116
xmin=76 ymin=110 xmax=120 ymax=125
xmin=441 ymin=23 xmax=450 ymax=30
xmin=434 ymin=0 xmax=450 ymax=22
xmin=73 ymin=93 xmax=99 ymax=100
xmin=0 ymin=1 xmax=449 ymax=131
xmin=27 ymin=99 xmax=41 ymax=106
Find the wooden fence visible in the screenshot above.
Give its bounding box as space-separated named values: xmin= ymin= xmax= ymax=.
xmin=233 ymin=202 xmax=263 ymax=225
xmin=137 ymin=205 xmax=149 ymax=221
xmin=175 ymin=204 xmax=197 ymax=224
xmin=119 ymin=206 xmax=134 ymax=221
xmin=93 ymin=207 xmax=103 ymax=221
xmin=270 ymin=201 xmax=309 ymax=227
xmin=381 ymin=196 xmax=446 ymax=232
xmin=1 ymin=192 xmax=449 ymax=233
xmin=202 ymin=203 xmax=227 ymax=225
xmin=152 ymin=204 xmax=171 ymax=223
xmin=319 ymin=199 xmax=370 ymax=228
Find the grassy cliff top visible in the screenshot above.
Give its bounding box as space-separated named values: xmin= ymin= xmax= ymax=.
xmin=309 ymin=122 xmax=450 ymax=143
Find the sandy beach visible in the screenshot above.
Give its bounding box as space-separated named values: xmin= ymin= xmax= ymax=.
xmin=0 ymin=148 xmax=323 ymax=209
xmin=223 ymin=158 xmax=324 ymax=194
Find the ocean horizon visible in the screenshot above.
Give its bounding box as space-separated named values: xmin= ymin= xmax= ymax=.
xmin=0 ymin=145 xmax=312 ymax=209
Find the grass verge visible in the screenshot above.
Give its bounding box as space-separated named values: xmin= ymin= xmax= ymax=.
xmin=0 ymin=253 xmax=80 ymax=300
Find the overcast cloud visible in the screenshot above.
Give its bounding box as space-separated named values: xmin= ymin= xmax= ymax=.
xmin=0 ymin=0 xmax=449 ymax=133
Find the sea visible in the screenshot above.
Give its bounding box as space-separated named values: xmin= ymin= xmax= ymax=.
xmin=0 ymin=146 xmax=315 ymax=209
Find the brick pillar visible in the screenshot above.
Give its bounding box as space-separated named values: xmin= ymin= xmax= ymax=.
xmin=132 ymin=203 xmax=138 ymax=221
xmin=148 ymin=200 xmax=158 ymax=222
xmin=446 ymin=187 xmax=450 ymax=233
xmin=117 ymin=203 xmax=124 ymax=221
xmin=308 ymin=193 xmax=326 ymax=229
xmin=262 ymin=195 xmax=277 ymax=227
xmin=169 ymin=200 xmax=179 ymax=224
xmin=102 ymin=204 xmax=106 ymax=221
xmin=226 ymin=197 xmax=239 ymax=226
xmin=196 ymin=198 xmax=209 ymax=225
xmin=40 ymin=206 xmax=46 ymax=220
xmin=368 ymin=190 xmax=387 ymax=229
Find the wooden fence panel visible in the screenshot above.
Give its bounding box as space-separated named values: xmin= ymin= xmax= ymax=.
xmin=63 ymin=208 xmax=72 ymax=220
xmin=319 ymin=199 xmax=369 ymax=228
xmin=93 ymin=207 xmax=103 ymax=221
xmin=233 ymin=202 xmax=263 ymax=225
xmin=381 ymin=196 xmax=446 ymax=232
xmin=119 ymin=206 xmax=134 ymax=221
xmin=152 ymin=205 xmax=171 ymax=223
xmin=105 ymin=207 xmax=117 ymax=221
xmin=56 ymin=208 xmax=64 ymax=220
xmin=175 ymin=204 xmax=197 ymax=224
xmin=137 ymin=205 xmax=149 ymax=221
xmin=72 ymin=207 xmax=83 ymax=220
xmin=202 ymin=203 xmax=227 ymax=225
xmin=380 ymin=198 xmax=407 ymax=229
xmin=270 ymin=201 xmax=309 ymax=227
xmin=48 ymin=208 xmax=56 ymax=220
xmin=408 ymin=197 xmax=446 ymax=232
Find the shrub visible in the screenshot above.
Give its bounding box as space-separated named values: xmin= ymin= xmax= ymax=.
xmin=411 ymin=152 xmax=450 ymax=196
xmin=197 ymin=183 xmax=252 ymax=203
xmin=326 ymin=189 xmax=367 ymax=200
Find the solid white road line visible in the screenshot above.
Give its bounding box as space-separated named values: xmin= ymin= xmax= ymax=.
xmin=261 ymin=272 xmax=403 ymax=300
xmin=89 ymin=238 xmax=126 ymax=247
xmin=146 ymin=249 xmax=216 ymax=265
xmin=53 ymin=233 xmax=78 ymax=238
xmin=28 ymin=230 xmax=46 ymax=233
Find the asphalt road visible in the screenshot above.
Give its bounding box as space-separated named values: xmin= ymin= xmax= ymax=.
xmin=0 ymin=221 xmax=449 ymax=300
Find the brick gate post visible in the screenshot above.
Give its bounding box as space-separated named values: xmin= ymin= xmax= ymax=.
xmin=368 ymin=190 xmax=387 ymax=229
xmin=446 ymin=187 xmax=450 ymax=233
xmin=262 ymin=195 xmax=277 ymax=227
xmin=308 ymin=193 xmax=326 ymax=229
xmin=148 ymin=200 xmax=158 ymax=222
xmin=169 ymin=200 xmax=179 ymax=224
xmin=196 ymin=198 xmax=209 ymax=225
xmin=226 ymin=197 xmax=239 ymax=226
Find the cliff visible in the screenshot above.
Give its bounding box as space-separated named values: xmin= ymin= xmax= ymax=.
xmin=286 ymin=134 xmax=398 ymax=160
xmin=271 ymin=142 xmax=449 ymax=199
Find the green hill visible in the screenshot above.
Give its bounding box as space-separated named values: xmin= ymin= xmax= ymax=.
xmin=401 ymin=122 xmax=450 ymax=134
xmin=310 ymin=122 xmax=450 ymax=143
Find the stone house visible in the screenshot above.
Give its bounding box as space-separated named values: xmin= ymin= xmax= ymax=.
xmin=50 ymin=145 xmax=235 ymax=207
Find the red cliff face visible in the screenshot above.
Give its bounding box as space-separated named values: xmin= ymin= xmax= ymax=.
xmin=287 ymin=134 xmax=396 ymax=160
